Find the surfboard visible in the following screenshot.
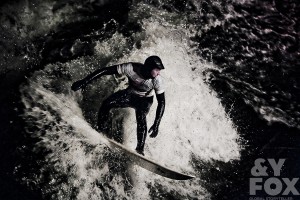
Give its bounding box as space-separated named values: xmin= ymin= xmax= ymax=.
xmin=104 ymin=136 xmax=195 ymax=180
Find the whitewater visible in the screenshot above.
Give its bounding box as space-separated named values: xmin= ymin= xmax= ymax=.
xmin=18 ymin=8 xmax=241 ymax=199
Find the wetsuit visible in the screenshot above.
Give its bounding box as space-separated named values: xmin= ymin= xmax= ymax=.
xmin=71 ymin=62 xmax=165 ymax=155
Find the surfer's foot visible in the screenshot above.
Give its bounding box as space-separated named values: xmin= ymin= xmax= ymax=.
xmin=135 ymin=148 xmax=145 ymax=156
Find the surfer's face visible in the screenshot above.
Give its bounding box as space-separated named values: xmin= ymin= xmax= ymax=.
xmin=151 ymin=68 xmax=161 ymax=78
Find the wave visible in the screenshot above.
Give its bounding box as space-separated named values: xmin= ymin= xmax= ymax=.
xmin=17 ymin=9 xmax=240 ymax=199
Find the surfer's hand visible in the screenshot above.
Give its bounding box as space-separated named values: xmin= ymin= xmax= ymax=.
xmin=71 ymin=79 xmax=86 ymax=91
xmin=149 ymin=124 xmax=159 ymax=138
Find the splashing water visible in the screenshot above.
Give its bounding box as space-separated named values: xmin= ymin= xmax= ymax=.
xmin=18 ymin=4 xmax=241 ymax=200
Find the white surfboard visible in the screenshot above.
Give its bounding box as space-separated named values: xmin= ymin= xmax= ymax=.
xmin=104 ymin=136 xmax=195 ymax=180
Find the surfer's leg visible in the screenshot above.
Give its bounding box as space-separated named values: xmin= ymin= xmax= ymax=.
xmin=134 ymin=96 xmax=153 ymax=155
xmin=97 ymin=89 xmax=131 ymax=132
xmin=135 ymin=110 xmax=147 ymax=156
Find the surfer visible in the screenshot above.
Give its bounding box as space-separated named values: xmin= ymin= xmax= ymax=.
xmin=71 ymin=56 xmax=165 ymax=156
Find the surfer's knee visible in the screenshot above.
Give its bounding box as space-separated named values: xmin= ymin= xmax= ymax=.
xmin=137 ymin=123 xmax=147 ymax=132
xmin=100 ymin=98 xmax=116 ymax=112
xmin=136 ymin=109 xmax=147 ymax=120
xmin=136 ymin=113 xmax=147 ymax=129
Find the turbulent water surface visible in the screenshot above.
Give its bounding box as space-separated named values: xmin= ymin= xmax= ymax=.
xmin=0 ymin=0 xmax=299 ymax=200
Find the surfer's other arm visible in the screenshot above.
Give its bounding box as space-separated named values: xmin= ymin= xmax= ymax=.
xmin=71 ymin=65 xmax=118 ymax=91
xmin=149 ymin=92 xmax=165 ymax=138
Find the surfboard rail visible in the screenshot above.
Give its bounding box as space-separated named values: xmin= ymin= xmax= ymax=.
xmin=105 ymin=136 xmax=195 ymax=180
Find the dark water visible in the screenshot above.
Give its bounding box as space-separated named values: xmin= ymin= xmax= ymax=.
xmin=1 ymin=0 xmax=299 ymax=199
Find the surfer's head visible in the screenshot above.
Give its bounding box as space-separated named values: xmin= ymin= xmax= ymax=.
xmin=143 ymin=56 xmax=164 ymax=79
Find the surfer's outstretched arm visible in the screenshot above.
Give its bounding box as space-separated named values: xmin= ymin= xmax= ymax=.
xmin=71 ymin=65 xmax=118 ymax=91
xmin=149 ymin=92 xmax=165 ymax=138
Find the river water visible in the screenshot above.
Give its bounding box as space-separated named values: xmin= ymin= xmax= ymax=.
xmin=0 ymin=0 xmax=299 ymax=199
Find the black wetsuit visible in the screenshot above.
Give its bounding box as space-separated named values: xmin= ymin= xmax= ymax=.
xmin=71 ymin=62 xmax=165 ymax=155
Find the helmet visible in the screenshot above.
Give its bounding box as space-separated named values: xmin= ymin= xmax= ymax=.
xmin=144 ymin=56 xmax=165 ymax=70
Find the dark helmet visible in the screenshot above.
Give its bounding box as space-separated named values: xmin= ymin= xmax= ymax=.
xmin=144 ymin=56 xmax=165 ymax=70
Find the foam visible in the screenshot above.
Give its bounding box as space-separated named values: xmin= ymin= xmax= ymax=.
xmin=19 ymin=4 xmax=240 ymax=200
